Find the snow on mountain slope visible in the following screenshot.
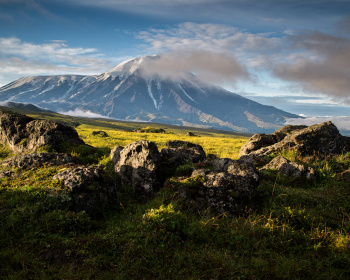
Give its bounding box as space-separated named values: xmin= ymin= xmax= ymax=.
xmin=0 ymin=56 xmax=300 ymax=133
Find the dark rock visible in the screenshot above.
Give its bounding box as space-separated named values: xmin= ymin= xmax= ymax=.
xmin=178 ymin=158 xmax=259 ymax=215
xmin=160 ymin=140 xmax=206 ymax=174
xmin=187 ymin=132 xmax=195 ymax=136
xmin=0 ymin=111 xmax=85 ymax=153
xmin=53 ymin=165 xmax=117 ymax=216
xmin=0 ymin=152 xmax=81 ymax=170
xmin=115 ymin=140 xmax=160 ymax=199
xmin=92 ymin=131 xmax=109 ymax=137
xmin=110 ymin=145 xmax=124 ymax=165
xmin=239 ymin=121 xmax=349 ymax=157
xmin=261 ymin=155 xmax=316 ymax=180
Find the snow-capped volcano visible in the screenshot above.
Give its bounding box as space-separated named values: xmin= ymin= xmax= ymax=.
xmin=0 ymin=56 xmax=299 ymax=133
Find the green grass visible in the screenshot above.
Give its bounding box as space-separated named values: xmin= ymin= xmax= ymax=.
xmin=0 ymin=110 xmax=350 ymax=279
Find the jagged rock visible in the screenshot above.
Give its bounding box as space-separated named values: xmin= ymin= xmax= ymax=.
xmin=115 ymin=140 xmax=160 ymax=199
xmin=92 ymin=131 xmax=109 ymax=137
xmin=0 ymin=170 xmax=13 ymax=178
xmin=0 ymin=152 xmax=81 ymax=169
xmin=0 ymin=111 xmax=85 ymax=153
xmin=160 ymin=140 xmax=206 ymax=174
xmin=239 ymin=122 xmax=349 ymax=157
xmin=179 ymin=158 xmax=259 ymax=215
xmin=261 ymin=155 xmax=316 ymax=180
xmin=110 ymin=145 xmax=124 ymax=165
xmin=53 ymin=165 xmax=117 ymax=216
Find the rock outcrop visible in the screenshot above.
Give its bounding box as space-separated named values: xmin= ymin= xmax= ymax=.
xmin=0 ymin=152 xmax=81 ymax=170
xmin=239 ymin=122 xmax=349 ymax=158
xmin=0 ymin=111 xmax=85 ymax=153
xmin=114 ymin=140 xmax=160 ymax=199
xmin=53 ymin=165 xmax=117 ymax=216
xmin=178 ymin=157 xmax=259 ymax=215
xmin=160 ymin=140 xmax=206 ymax=175
xmin=260 ymin=155 xmax=316 ymax=180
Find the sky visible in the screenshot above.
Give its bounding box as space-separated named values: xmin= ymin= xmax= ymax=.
xmin=0 ymin=0 xmax=350 ymax=129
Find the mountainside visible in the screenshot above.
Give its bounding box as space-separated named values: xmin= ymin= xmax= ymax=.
xmin=0 ymin=56 xmax=299 ymax=133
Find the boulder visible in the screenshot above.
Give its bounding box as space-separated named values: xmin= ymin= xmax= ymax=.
xmin=239 ymin=122 xmax=349 ymax=157
xmin=0 ymin=111 xmax=85 ymax=153
xmin=115 ymin=140 xmax=160 ymax=199
xmin=160 ymin=140 xmax=206 ymax=174
xmin=0 ymin=153 xmax=81 ymax=170
xmin=110 ymin=145 xmax=124 ymax=165
xmin=179 ymin=158 xmax=259 ymax=215
xmin=261 ymin=155 xmax=316 ymax=180
xmin=53 ymin=165 xmax=117 ymax=216
xmin=92 ymin=131 xmax=109 ymax=137
xmin=187 ymin=132 xmax=195 ymax=136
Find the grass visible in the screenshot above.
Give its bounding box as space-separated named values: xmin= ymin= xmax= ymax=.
xmin=0 ymin=110 xmax=350 ymax=279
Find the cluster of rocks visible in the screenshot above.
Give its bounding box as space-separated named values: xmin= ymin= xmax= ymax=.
xmin=239 ymin=121 xmax=349 ymax=158
xmin=111 ymin=139 xmax=259 ymax=214
xmin=0 ymin=111 xmax=117 ymax=216
xmin=239 ymin=121 xmax=349 ymax=180
xmin=1 ymin=110 xmax=349 ymax=216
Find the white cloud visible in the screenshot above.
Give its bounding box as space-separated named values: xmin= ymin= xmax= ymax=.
xmin=58 ymin=108 xmax=108 ymax=119
xmin=285 ymin=116 xmax=350 ymax=132
xmin=0 ymin=37 xmax=112 ymax=85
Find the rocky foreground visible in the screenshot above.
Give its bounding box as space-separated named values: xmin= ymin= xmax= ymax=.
xmin=1 ymin=110 xmax=349 ymax=217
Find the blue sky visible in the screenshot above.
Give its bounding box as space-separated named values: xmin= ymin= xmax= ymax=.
xmin=0 ymin=0 xmax=350 ymax=127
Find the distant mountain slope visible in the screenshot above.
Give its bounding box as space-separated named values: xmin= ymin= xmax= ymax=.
xmin=0 ymin=56 xmax=300 ymax=133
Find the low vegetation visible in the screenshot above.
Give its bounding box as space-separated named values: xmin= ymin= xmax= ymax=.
xmin=1 ymin=110 xmax=350 ymax=279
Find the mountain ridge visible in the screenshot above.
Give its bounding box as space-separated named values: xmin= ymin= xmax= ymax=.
xmin=0 ymin=55 xmax=300 ymax=133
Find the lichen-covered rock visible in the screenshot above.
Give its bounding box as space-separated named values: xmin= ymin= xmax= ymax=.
xmin=53 ymin=165 xmax=117 ymax=216
xmin=0 ymin=153 xmax=81 ymax=169
xmin=110 ymin=145 xmax=124 ymax=165
xmin=179 ymin=158 xmax=259 ymax=215
xmin=160 ymin=140 xmax=206 ymax=174
xmin=261 ymin=156 xmax=316 ymax=180
xmin=0 ymin=170 xmax=13 ymax=178
xmin=0 ymin=111 xmax=85 ymax=153
xmin=239 ymin=122 xmax=349 ymax=157
xmin=115 ymin=140 xmax=160 ymax=199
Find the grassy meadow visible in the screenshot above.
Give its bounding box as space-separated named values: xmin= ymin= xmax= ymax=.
xmin=1 ymin=109 xmax=350 ymax=279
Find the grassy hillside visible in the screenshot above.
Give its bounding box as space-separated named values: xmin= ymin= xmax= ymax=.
xmin=1 ymin=109 xmax=350 ymax=279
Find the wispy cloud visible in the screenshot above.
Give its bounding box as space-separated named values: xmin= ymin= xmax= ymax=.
xmin=273 ymin=31 xmax=350 ymax=104
xmin=286 ymin=116 xmax=350 ymax=133
xmin=58 ymin=108 xmax=108 ymax=119
xmin=142 ymin=50 xmax=250 ymax=84
xmin=0 ymin=37 xmax=112 ymax=85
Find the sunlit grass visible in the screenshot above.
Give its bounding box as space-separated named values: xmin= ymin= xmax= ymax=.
xmin=76 ymin=124 xmax=248 ymax=160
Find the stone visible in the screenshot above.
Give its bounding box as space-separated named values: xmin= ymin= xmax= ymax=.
xmin=239 ymin=121 xmax=349 ymax=158
xmin=187 ymin=132 xmax=195 ymax=136
xmin=178 ymin=158 xmax=259 ymax=215
xmin=115 ymin=140 xmax=160 ymax=199
xmin=160 ymin=140 xmax=206 ymax=174
xmin=92 ymin=131 xmax=109 ymax=137
xmin=0 ymin=152 xmax=81 ymax=170
xmin=53 ymin=165 xmax=117 ymax=216
xmin=0 ymin=111 xmax=85 ymax=154
xmin=110 ymin=145 xmax=124 ymax=165
xmin=261 ymin=155 xmax=316 ymax=180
